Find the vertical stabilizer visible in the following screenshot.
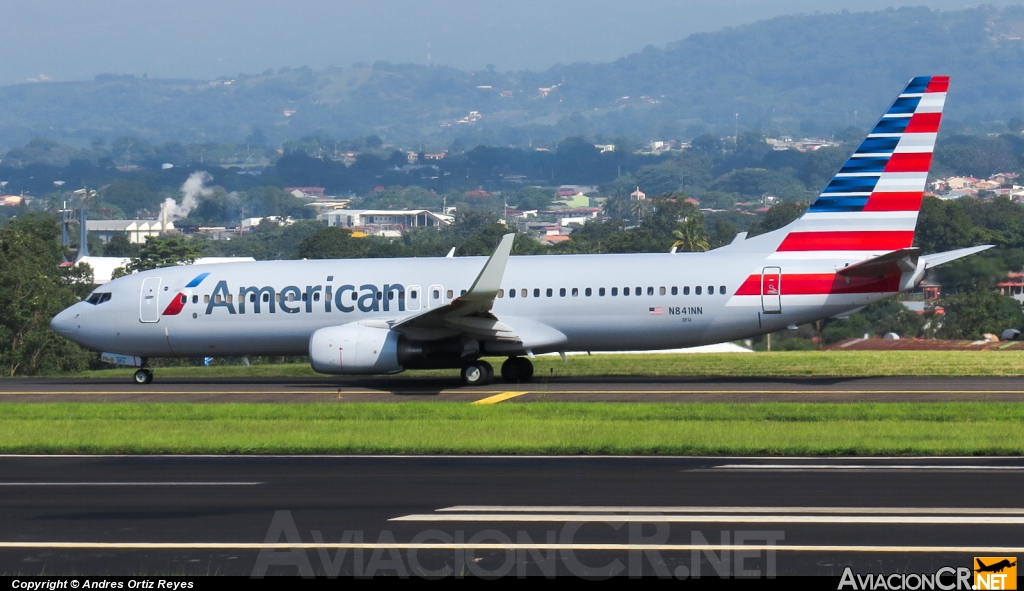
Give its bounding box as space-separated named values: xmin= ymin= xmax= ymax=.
xmin=777 ymin=75 xmax=948 ymax=255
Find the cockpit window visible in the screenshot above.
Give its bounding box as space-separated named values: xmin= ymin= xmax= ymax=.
xmin=86 ymin=292 xmax=112 ymax=305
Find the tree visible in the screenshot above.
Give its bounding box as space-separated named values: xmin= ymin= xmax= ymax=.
xmin=297 ymin=227 xmax=370 ymax=259
xmin=114 ymin=235 xmax=205 ymax=277
xmin=672 ymin=216 xmax=710 ymax=252
xmin=748 ymin=201 xmax=807 ymax=236
xmin=937 ymin=288 xmax=1024 ymax=340
xmin=0 ymin=214 xmax=94 ymax=376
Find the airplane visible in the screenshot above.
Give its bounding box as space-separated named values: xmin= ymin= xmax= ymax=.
xmin=51 ymin=75 xmax=992 ymax=386
xmin=976 ymin=558 xmax=1017 ymax=573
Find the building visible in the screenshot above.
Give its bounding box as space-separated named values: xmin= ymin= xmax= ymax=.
xmin=998 ymin=271 xmax=1024 ymax=303
xmin=630 ymin=187 xmax=646 ymax=201
xmin=318 ymin=209 xmax=453 ymax=236
xmin=284 ymin=187 xmax=326 ymax=199
xmin=86 ymin=220 xmax=175 ymax=244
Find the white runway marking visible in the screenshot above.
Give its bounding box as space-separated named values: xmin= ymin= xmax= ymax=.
xmin=439 ymin=506 xmax=1024 ymax=515
xmin=0 ymin=482 xmax=263 ymax=486
xmin=392 ymin=514 xmax=1024 ymax=524
xmin=708 ymin=464 xmax=1024 ymax=471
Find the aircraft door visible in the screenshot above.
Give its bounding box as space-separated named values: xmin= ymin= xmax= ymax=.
xmin=428 ymin=284 xmax=443 ymax=309
xmin=407 ymin=285 xmax=422 ymax=311
xmin=761 ymin=267 xmax=781 ymax=314
xmin=140 ymin=277 xmax=162 ymax=323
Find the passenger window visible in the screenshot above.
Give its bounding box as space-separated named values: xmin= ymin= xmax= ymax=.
xmin=695 ymin=286 xmax=702 ymax=295
xmin=461 ymin=290 xmax=467 ymax=296
xmin=708 ymin=285 xmax=713 ymax=295
xmin=546 ymin=288 xmax=553 ymax=297
xmin=612 ymin=287 xmax=618 ymax=296
xmin=433 ymin=290 xmax=440 ymax=299
xmin=720 ymin=286 xmax=726 ymax=295
xmin=497 ymin=289 xmax=504 ymax=298
xmin=314 ymin=292 xmax=321 ymax=301
xmin=559 ymin=288 xmax=566 ymax=297
xmin=599 ymin=287 xmax=605 ymax=296
xmin=388 ymin=291 xmax=394 ymax=300
xmin=192 ymin=295 xmax=198 ymax=304
xmin=250 ymin=293 xmax=256 ymax=302
xmin=204 ymin=295 xmax=210 ymax=304
xmin=411 ymin=290 xmax=418 ymax=299
xmin=534 ymin=288 xmax=540 ymax=298
xmin=521 ymin=288 xmax=527 ymax=298
xmin=572 ymin=288 xmax=578 ymax=297
xmin=671 ymin=287 xmax=678 ymax=296
xmin=446 ymin=290 xmax=453 ymax=299
xmin=659 ymin=287 xmax=666 ymax=296
xmin=684 ymin=287 xmax=690 ymax=295
xmin=647 ymin=287 xmax=654 ymax=296
xmin=263 ymin=293 xmax=270 ymax=302
xmin=179 ymin=294 xmax=186 ymax=305
xmin=585 ymin=288 xmax=592 ymax=296
xmin=216 ymin=294 xmax=223 ymax=303
xmin=636 ymin=286 xmax=641 ymax=295
xmin=624 ymin=287 xmax=630 ymax=296
xmin=509 ymin=289 xmax=516 ymax=298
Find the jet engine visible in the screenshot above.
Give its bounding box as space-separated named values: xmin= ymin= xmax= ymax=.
xmin=309 ymin=324 xmax=404 ymax=374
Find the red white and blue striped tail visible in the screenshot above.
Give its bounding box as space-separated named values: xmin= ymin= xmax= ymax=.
xmin=776 ymin=75 xmax=947 ymax=254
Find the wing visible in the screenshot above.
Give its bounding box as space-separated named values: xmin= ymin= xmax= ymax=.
xmin=390 ymin=233 xmax=566 ymax=351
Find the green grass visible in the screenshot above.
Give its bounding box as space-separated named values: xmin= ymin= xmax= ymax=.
xmin=58 ymin=350 xmax=1024 ymax=380
xmin=2 ymin=402 xmax=1022 ymax=455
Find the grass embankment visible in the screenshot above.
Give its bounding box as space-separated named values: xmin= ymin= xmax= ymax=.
xmin=64 ymin=350 xmax=1024 ymax=380
xmin=3 ymin=402 xmax=1023 ymax=455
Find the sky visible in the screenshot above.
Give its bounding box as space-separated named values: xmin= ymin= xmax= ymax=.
xmin=0 ymin=0 xmax=1020 ymax=86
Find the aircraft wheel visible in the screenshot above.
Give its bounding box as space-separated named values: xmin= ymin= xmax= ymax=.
xmin=461 ymin=361 xmax=491 ymax=386
xmin=516 ymin=357 xmax=534 ymax=382
xmin=479 ymin=360 xmax=494 ymax=383
xmin=133 ymin=368 xmax=153 ymax=385
xmin=501 ymin=358 xmax=523 ymax=383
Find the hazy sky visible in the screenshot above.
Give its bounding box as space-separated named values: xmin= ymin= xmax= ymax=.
xmin=0 ymin=0 xmax=1019 ymax=85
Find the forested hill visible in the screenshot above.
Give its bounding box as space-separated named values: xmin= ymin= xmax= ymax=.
xmin=4 ymin=5 xmax=1024 ymax=148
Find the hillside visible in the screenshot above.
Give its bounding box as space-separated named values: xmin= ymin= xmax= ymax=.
xmin=3 ymin=6 xmax=1024 ymax=147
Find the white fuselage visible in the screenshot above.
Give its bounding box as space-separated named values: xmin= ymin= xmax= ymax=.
xmin=51 ymin=247 xmax=904 ymax=360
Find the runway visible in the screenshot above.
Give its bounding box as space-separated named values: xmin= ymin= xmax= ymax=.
xmin=0 ymin=456 xmax=1021 ymax=576
xmin=3 ymin=375 xmax=1024 ymax=402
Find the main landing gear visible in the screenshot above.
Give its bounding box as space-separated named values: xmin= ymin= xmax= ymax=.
xmin=460 ymin=357 xmax=534 ymax=386
xmin=133 ymin=368 xmax=154 ymax=385
xmin=500 ymin=357 xmax=534 ymax=383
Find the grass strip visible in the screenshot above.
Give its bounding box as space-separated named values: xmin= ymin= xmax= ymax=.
xmin=1 ymin=402 xmax=1022 ymax=455
xmin=56 ymin=351 xmax=1024 ymax=380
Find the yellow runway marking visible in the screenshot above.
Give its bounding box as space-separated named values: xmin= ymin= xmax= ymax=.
xmin=0 ymin=541 xmax=1021 ymax=553
xmin=472 ymin=391 xmax=527 ymax=405
xmin=2 ymin=389 xmax=1024 ymax=397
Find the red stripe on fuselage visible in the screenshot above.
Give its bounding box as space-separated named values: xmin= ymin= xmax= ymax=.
xmin=862 ymin=191 xmax=923 ymax=212
xmin=777 ymin=231 xmax=914 ymax=251
xmin=161 ymin=293 xmax=186 ymax=316
xmin=884 ymin=152 xmax=932 ymax=173
xmin=734 ymin=273 xmax=902 ymax=296
xmin=925 ymin=76 xmax=949 ymax=93
xmin=903 ymin=112 xmax=941 ymax=134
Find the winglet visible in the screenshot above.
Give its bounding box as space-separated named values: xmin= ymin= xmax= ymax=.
xmin=461 ymin=233 xmax=515 ymax=302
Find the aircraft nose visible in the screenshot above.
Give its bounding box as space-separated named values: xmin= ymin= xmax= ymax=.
xmin=50 ymin=306 xmax=80 ymax=336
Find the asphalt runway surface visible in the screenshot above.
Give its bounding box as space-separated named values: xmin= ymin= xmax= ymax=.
xmin=3 ymin=375 xmax=1024 ymax=403
xmin=0 ymin=456 xmax=1022 ymax=577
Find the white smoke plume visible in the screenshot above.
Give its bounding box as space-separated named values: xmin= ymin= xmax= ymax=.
xmin=162 ymin=171 xmax=214 ymax=222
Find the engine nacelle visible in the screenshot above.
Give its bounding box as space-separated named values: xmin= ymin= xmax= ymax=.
xmin=309 ymin=324 xmax=403 ymax=374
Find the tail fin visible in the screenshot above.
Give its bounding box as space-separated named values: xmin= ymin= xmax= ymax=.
xmin=776 ymin=75 xmax=948 ymax=254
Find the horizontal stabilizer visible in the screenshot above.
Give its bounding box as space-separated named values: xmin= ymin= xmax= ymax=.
xmin=838 ymin=248 xmax=919 ymax=278
xmin=921 ymin=245 xmax=994 ymax=268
